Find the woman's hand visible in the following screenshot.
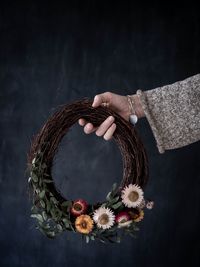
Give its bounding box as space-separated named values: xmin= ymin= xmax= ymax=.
xmin=78 ymin=92 xmax=144 ymax=140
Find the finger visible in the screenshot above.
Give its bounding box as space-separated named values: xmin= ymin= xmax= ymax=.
xmin=84 ymin=122 xmax=98 ymax=134
xmin=103 ymin=123 xmax=117 ymax=141
xmin=78 ymin=118 xmax=87 ymax=126
xmin=95 ymin=116 xmax=115 ymax=136
xmin=92 ymin=92 xmax=111 ymax=108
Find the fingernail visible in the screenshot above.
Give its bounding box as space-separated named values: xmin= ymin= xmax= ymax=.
xmin=108 ymin=116 xmax=114 ymax=121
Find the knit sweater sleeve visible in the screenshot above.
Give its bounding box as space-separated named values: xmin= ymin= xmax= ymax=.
xmin=136 ymin=73 xmax=200 ymax=153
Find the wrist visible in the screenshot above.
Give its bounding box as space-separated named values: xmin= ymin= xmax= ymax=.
xmin=126 ymin=94 xmax=145 ymax=119
xmin=131 ymin=94 xmax=145 ymax=118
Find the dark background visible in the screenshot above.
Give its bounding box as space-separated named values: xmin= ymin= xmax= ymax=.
xmin=0 ymin=2 xmax=200 ymax=267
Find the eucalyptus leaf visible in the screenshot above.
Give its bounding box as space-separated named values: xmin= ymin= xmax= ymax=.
xmin=42 ymin=211 xmax=47 ymax=221
xmin=57 ymin=224 xmax=63 ymax=232
xmin=50 ymin=197 xmax=58 ymax=205
xmin=112 ymin=201 xmax=123 ymax=210
xmin=108 ymin=196 xmax=119 ymax=205
xmin=61 ymin=201 xmax=72 ymax=207
xmin=46 ymin=201 xmax=51 ymax=213
xmin=39 ymin=190 xmax=45 ymax=199
xmin=99 ymin=237 xmax=106 ymax=243
xmin=90 ymin=235 xmax=95 ymax=241
xmin=41 ymin=163 xmax=47 ymax=169
xmin=46 ymin=231 xmax=56 ymax=239
xmin=86 ymin=235 xmax=90 ymax=243
xmin=31 ymin=173 xmax=38 ymax=183
xmin=111 ymin=183 xmax=118 ymax=194
xmin=101 ymin=203 xmax=107 ymax=208
xmin=106 ymin=191 xmax=112 ymax=201
xmin=62 ymin=218 xmax=71 ymax=224
xmin=43 ymin=179 xmax=53 ymax=183
xmin=70 ymin=224 xmax=75 ymax=232
xmin=40 ymin=200 xmax=46 ymax=208
xmin=31 ymin=214 xmax=43 ymax=222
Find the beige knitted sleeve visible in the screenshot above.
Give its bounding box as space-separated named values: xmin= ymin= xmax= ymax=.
xmin=136 ymin=73 xmax=200 ymax=153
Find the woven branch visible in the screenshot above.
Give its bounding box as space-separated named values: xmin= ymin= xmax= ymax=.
xmin=27 ymin=97 xmax=149 ymax=205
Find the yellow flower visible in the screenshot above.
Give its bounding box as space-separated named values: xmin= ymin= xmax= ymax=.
xmin=128 ymin=209 xmax=144 ymax=222
xmin=75 ymin=215 xmax=94 ymax=234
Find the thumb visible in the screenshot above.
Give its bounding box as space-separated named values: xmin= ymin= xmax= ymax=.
xmin=92 ymin=93 xmax=111 ymax=108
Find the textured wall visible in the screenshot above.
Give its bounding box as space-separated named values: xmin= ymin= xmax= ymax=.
xmin=0 ymin=2 xmax=200 ymax=267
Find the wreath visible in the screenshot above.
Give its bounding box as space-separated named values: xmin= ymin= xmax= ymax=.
xmin=27 ymin=98 xmax=153 ymax=244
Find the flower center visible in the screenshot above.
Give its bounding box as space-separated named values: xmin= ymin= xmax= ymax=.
xmin=81 ymin=220 xmax=87 ymax=229
xmin=128 ymin=191 xmax=139 ymax=202
xmin=120 ymin=218 xmax=127 ymax=223
xmin=99 ymin=214 xmax=109 ymax=225
xmin=73 ymin=203 xmax=83 ymax=211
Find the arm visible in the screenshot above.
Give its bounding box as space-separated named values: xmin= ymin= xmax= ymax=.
xmin=133 ymin=73 xmax=200 ymax=153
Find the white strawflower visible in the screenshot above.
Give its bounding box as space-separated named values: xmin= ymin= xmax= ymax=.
xmin=93 ymin=206 xmax=115 ymax=230
xmin=121 ymin=184 xmax=144 ymax=208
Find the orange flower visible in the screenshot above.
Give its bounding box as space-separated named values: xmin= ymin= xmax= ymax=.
xmin=75 ymin=215 xmax=94 ymax=234
xmin=128 ymin=208 xmax=144 ymax=222
xmin=133 ymin=210 xmax=144 ymax=222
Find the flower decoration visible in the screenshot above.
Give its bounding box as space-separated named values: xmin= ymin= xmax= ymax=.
xmin=121 ymin=184 xmax=144 ymax=208
xmin=128 ymin=208 xmax=144 ymax=222
xmin=115 ymin=211 xmax=133 ymax=228
xmin=115 ymin=211 xmax=130 ymax=223
xmin=75 ymin=215 xmax=94 ymax=234
xmin=146 ymin=200 xmax=154 ymax=209
xmin=29 ymin=152 xmax=153 ymax=244
xmin=28 ymin=150 xmax=153 ymax=243
xmin=71 ymin=199 xmax=88 ymax=217
xmin=93 ymin=207 xmax=115 ymax=230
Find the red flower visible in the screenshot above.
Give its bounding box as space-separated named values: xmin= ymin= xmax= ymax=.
xmin=115 ymin=211 xmax=130 ymax=223
xmin=70 ymin=199 xmax=88 ymax=217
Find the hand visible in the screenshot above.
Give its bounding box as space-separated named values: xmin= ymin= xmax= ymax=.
xmin=78 ymin=92 xmax=144 ymax=140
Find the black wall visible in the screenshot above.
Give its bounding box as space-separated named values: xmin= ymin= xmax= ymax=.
xmin=0 ymin=2 xmax=200 ymax=267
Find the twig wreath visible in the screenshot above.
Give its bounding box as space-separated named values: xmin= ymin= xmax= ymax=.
xmin=27 ymin=98 xmax=153 ymax=244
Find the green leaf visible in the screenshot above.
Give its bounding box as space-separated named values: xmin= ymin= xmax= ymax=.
xmin=106 ymin=191 xmax=112 ymax=201
xmin=111 ymin=183 xmax=118 ymax=193
xmin=39 ymin=190 xmax=45 ymax=199
xmin=31 ymin=173 xmax=38 ymax=183
xmin=62 ymin=218 xmax=71 ymax=228
xmin=45 ymin=231 xmax=56 ymax=239
xmin=101 ymin=203 xmax=107 ymax=208
xmin=31 ymin=214 xmax=43 ymax=222
xmin=70 ymin=224 xmax=75 ymax=232
xmin=46 ymin=201 xmax=51 ymax=213
xmin=61 ymin=201 xmax=72 ymax=207
xmin=57 ymin=224 xmax=63 ymax=232
xmin=40 ymin=200 xmax=46 ymax=208
xmin=108 ymin=196 xmax=119 ymax=205
xmin=50 ymin=197 xmax=58 ymax=205
xmin=43 ymin=179 xmax=53 ymax=183
xmin=99 ymin=237 xmax=106 ymax=243
xmin=41 ymin=163 xmax=47 ymax=169
xmin=86 ymin=235 xmax=90 ymax=243
xmin=112 ymin=201 xmax=123 ymax=210
xmin=42 ymin=211 xmax=47 ymax=221
xmin=90 ymin=235 xmax=95 ymax=241
xmin=62 ymin=218 xmax=71 ymax=224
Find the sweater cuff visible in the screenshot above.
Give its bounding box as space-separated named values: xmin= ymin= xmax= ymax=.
xmin=136 ymin=89 xmax=165 ymax=153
